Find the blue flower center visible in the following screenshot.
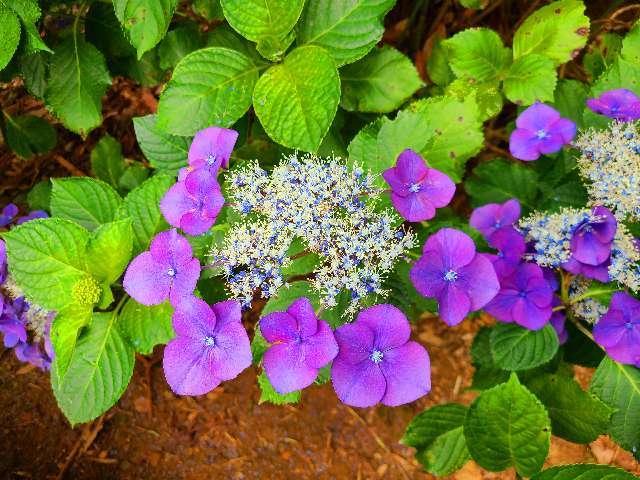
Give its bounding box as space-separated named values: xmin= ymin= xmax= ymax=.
xmin=443 ymin=270 xmax=458 ymax=282
xmin=370 ymin=350 xmax=384 ymax=364
xmin=167 ymin=267 xmax=176 ymax=277
xmin=206 ymin=153 xmax=217 ymax=166
xmin=409 ymin=183 xmax=422 ymax=193
xmin=519 ymin=291 xmax=527 ymax=298
xmin=536 ymin=129 xmax=549 ymax=140
xmin=625 ymin=321 xmax=634 ymax=330
xmin=494 ymin=220 xmax=502 ymax=228
xmin=203 ymin=336 xmax=216 ymax=347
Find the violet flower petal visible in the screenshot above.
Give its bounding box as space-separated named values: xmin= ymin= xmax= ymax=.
xmin=379 ymin=341 xmax=431 ymax=407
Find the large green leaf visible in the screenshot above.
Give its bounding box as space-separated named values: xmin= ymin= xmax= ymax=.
xmin=86 ymin=219 xmax=133 ymax=285
xmin=297 ymin=0 xmax=396 ymax=66
xmin=3 ymin=114 xmax=56 ymax=158
xmin=133 ymin=114 xmax=190 ymax=173
xmin=51 ymin=312 xmax=135 ymax=425
xmin=444 ymin=28 xmax=511 ymax=82
xmin=402 ymin=404 xmax=470 ymax=476
xmin=19 ymin=52 xmax=48 ymax=99
xmin=113 ymin=0 xmax=178 ymax=58
xmin=119 ymin=298 xmax=174 ymax=354
xmin=157 ymin=25 xmax=204 ymax=71
xmin=157 ymin=47 xmax=259 ymax=136
xmin=490 ymin=323 xmax=559 ymax=371
xmin=2 ymin=218 xmax=90 ymax=311
xmin=253 ymin=45 xmax=340 ymax=152
xmin=51 ymin=178 xmax=122 ymax=232
xmin=464 ymin=374 xmax=551 ymax=477
xmin=340 ymin=45 xmax=423 ymax=113
xmin=553 ymin=79 xmax=589 ymax=128
xmin=512 ymin=0 xmax=589 ymax=66
xmin=503 ymin=53 xmax=557 ymax=105
xmin=531 ymin=464 xmax=638 ymax=480
xmin=590 ymin=357 xmax=640 ymax=457
xmin=49 ymin=303 xmax=93 ymax=384
xmin=0 ymin=3 xmax=20 ymax=71
xmin=2 ymin=0 xmax=50 ymax=54
xmin=90 ymin=135 xmax=127 ymax=190
xmin=45 ymin=35 xmax=111 ymax=136
xmin=470 ymin=327 xmax=510 ymax=390
xmin=621 ymin=24 xmax=640 ymax=65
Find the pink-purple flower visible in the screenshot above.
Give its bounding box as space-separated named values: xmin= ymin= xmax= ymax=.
xmin=331 ymin=304 xmax=430 ymax=408
xmin=260 ymin=297 xmax=338 ymax=394
xmin=587 ymin=89 xmax=640 ymax=122
xmin=484 ymin=263 xmax=554 ymax=330
xmin=188 ymin=126 xmax=239 ymax=174
xmin=593 ymin=291 xmax=640 ymax=367
xmin=509 ymin=103 xmax=576 ymax=161
xmin=382 ymin=149 xmax=455 ymax=222
xmin=485 ymin=227 xmax=526 ymax=276
xmin=469 ymin=199 xmax=521 ymax=240
xmin=123 ymin=229 xmax=200 ymax=307
xmin=163 ymin=296 xmax=252 ymax=395
xmin=410 ymin=228 xmax=500 ymax=326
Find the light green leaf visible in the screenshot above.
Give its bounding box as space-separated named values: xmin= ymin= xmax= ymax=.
xmin=0 ymin=3 xmax=20 ymax=71
xmin=297 ymin=0 xmax=396 ymax=66
xmin=525 ymin=373 xmax=611 ymax=444
xmin=113 ymin=0 xmax=178 ymax=58
xmin=503 ymin=53 xmax=557 ymax=105
xmin=2 ymin=0 xmax=51 ymax=55
xmin=340 ymin=45 xmax=423 ymax=113
xmin=589 ymin=357 xmax=640 ymax=457
xmin=118 ymin=174 xmax=174 ymax=254
xmin=86 ymin=219 xmax=133 ymax=284
xmin=119 ymin=299 xmax=174 ymax=354
xmin=445 ymin=78 xmax=503 ymax=121
xmin=444 ymin=28 xmax=511 ymax=82
xmin=90 ymin=135 xmax=127 ymax=189
xmin=133 ymin=114 xmax=190 ymax=173
xmin=427 ymin=39 xmax=454 ymax=87
xmin=531 ymin=464 xmax=638 ymax=480
xmin=347 ymin=116 xmax=390 ymax=168
xmin=2 ymin=218 xmax=90 ymax=311
xmin=3 ymin=114 xmax=56 ymax=158
xmin=45 ymin=35 xmax=111 ymax=136
xmin=50 ymin=303 xmax=93 ymax=384
xmin=621 ymin=24 xmax=640 ymax=65
xmin=258 ymin=371 xmax=301 ymax=404
xmin=253 ymin=45 xmax=340 ymax=152
xmin=51 ymin=177 xmax=122 ymax=232
xmin=512 ymin=0 xmax=589 ymax=66
xmin=51 ymin=312 xmax=135 ymax=425
xmin=157 ymin=47 xmax=259 ymax=136
xmin=464 ymin=374 xmax=551 ymax=477
xmin=490 ymin=323 xmax=559 ymax=371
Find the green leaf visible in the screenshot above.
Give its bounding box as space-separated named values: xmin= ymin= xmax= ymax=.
xmin=27 ymin=180 xmax=51 ymax=212
xmin=220 ymin=0 xmax=304 ymax=46
xmin=445 ymin=78 xmax=503 ymax=121
xmin=19 ymin=52 xmax=48 ymax=99
xmin=512 ymin=0 xmax=589 ymax=66
xmin=444 ymin=28 xmax=511 ymax=82
xmin=525 ymin=373 xmax=611 ymax=443
xmin=427 ymin=39 xmax=454 ymax=87
xmin=50 ymin=303 xmax=93 ymax=383
xmin=464 ymin=374 xmax=551 ymax=477
xmin=531 ymin=464 xmax=639 ymax=480
xmin=383 ymin=261 xmax=437 ymax=321
xmin=157 ymin=25 xmax=203 ymax=71
xmin=51 ymin=312 xmax=135 ymax=425
xmin=554 ymin=79 xmax=589 ymax=128
xmin=118 ymin=174 xmax=174 ymax=254
xmin=470 ymin=327 xmax=510 ymax=390
xmin=193 ymin=0 xmax=224 ymax=20
xmin=205 ymin=24 xmax=266 ymax=66
xmin=113 ymin=0 xmax=178 ymax=58
xmin=347 ymin=117 xmax=389 ymax=168
xmin=340 ymin=45 xmax=423 ymax=113
xmin=590 ymin=357 xmax=640 ymax=457
xmin=2 ymin=0 xmax=51 ymax=55
xmin=51 ymin=178 xmax=122 ymax=232
xmin=86 ymin=219 xmax=133 ymax=285
xmin=2 ymin=218 xmax=90 ymax=311
xmin=118 ymin=163 xmax=149 ymax=192
xmin=562 ymin=320 xmax=604 ymax=368
xmin=258 ymin=371 xmax=301 ymax=404
xmin=157 ymin=47 xmax=259 ymax=136
xmin=90 ymin=135 xmax=127 ymax=190
xmin=86 ymin=2 xmax=136 ymax=59
xmin=3 ymin=114 xmax=56 ymax=158
xmin=133 ymin=114 xmax=190 ymax=173
xmin=465 ymin=158 xmax=539 ymax=211
xmin=297 ymin=0 xmax=396 ymax=66
xmin=402 ymin=404 xmax=470 ymax=476
xmin=253 ymin=45 xmax=340 ymax=152
xmin=621 ymin=23 xmax=640 ymax=65
xmin=0 ymin=3 xmax=20 ymax=71
xmin=119 ymin=299 xmax=174 ymax=354
xmin=490 ymin=323 xmax=559 ymax=371
xmin=503 ymin=53 xmax=557 ymax=105
xmin=583 ymin=32 xmax=621 ymax=81
xmin=45 ymin=35 xmax=111 ymax=136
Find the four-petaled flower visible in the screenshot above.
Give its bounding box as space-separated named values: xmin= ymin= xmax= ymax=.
xmin=410 ymin=228 xmax=500 ymax=326
xmin=382 ymin=149 xmax=455 ymax=222
xmin=188 ymin=126 xmax=239 ymax=174
xmin=260 ymin=297 xmax=338 ymax=394
xmin=469 ymin=199 xmax=521 ymax=240
xmin=485 ymin=263 xmax=554 ymax=330
xmin=593 ymin=291 xmax=640 ymax=367
xmin=123 ymin=229 xmax=200 ymax=306
xmin=570 ymin=206 xmax=616 ymax=266
xmin=331 ymin=304 xmax=430 ymax=407
xmin=509 ymin=103 xmax=576 ymax=161
xmin=587 ymin=89 xmax=640 ymax=122
xmin=163 ymin=296 xmax=252 ymax=395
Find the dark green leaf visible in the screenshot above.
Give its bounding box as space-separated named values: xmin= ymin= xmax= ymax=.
xmin=3 ymin=114 xmax=56 ymax=158
xmin=90 ymin=135 xmax=127 ymax=190
xmin=531 ymin=464 xmax=638 ymax=480
xmin=490 ymin=323 xmax=559 ymax=371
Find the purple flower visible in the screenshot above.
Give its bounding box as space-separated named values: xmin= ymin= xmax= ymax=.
xmin=509 ymin=103 xmax=576 ymax=161
xmin=123 ymin=229 xmax=200 ymax=307
xmin=160 ymin=169 xmax=225 ymax=236
xmin=260 ymin=297 xmax=338 ymax=394
xmin=562 ymin=257 xmax=610 ymax=282
xmin=15 ymin=210 xmax=48 ymax=225
xmin=0 ymin=239 xmax=7 ymax=284
xmin=15 ymin=342 xmax=51 ymax=370
xmin=410 ymin=228 xmax=500 ymax=326
xmin=188 ymin=126 xmax=239 ymax=174
xmin=486 ymin=227 xmax=526 ymax=276
xmin=382 ymin=149 xmax=455 ymax=222
xmin=485 ymin=263 xmax=554 ymax=330
xmin=163 ymin=296 xmax=252 ymax=395
xmin=0 ymin=297 xmax=27 ymax=348
xmin=570 ymin=206 xmax=616 ymax=266
xmin=331 ymin=304 xmax=430 ymax=408
xmin=469 ymin=199 xmax=521 ymax=240
xmin=593 ymin=292 xmax=640 ymax=367
xmin=0 ymin=203 xmax=18 ymax=227
xmin=550 ymin=299 xmax=567 ymax=344
xmin=587 ymin=89 xmax=640 ymax=122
